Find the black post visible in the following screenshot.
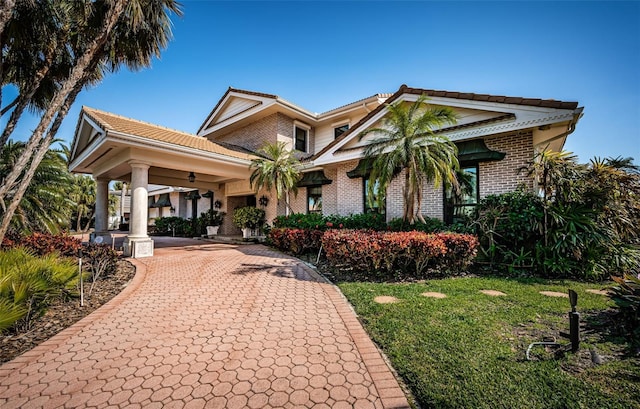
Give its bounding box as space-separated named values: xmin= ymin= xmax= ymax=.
xmin=568 ymin=289 xmax=580 ymax=352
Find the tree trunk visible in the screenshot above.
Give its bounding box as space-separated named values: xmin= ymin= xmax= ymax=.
xmin=120 ymin=183 xmax=126 ymax=223
xmin=0 ymin=0 xmax=125 ymax=204
xmin=0 ymin=0 xmax=15 ymax=39
xmin=76 ymin=209 xmax=83 ymax=233
xmin=0 ymin=43 xmax=57 ymax=148
xmin=0 ymin=75 xmax=84 ymax=241
xmin=82 ymin=209 xmax=95 ymax=232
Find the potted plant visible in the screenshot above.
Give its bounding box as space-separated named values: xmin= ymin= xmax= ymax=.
xmin=232 ymin=206 xmax=266 ymax=239
xmin=201 ymin=208 xmax=226 ymax=237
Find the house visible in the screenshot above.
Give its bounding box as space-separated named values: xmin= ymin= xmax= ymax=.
xmin=69 ymin=84 xmax=583 ymax=257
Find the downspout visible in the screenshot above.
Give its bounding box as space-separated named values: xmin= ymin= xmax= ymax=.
xmin=536 ymin=109 xmax=583 ymax=150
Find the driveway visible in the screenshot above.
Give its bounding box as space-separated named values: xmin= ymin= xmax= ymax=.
xmin=0 ymin=239 xmax=409 ymax=408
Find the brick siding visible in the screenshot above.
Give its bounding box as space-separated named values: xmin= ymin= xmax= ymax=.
xmin=480 ymin=131 xmax=534 ymax=197
xmin=215 ymin=113 xmax=278 ymax=153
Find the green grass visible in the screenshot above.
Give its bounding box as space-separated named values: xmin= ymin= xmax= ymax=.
xmin=338 ymin=277 xmax=640 ymax=409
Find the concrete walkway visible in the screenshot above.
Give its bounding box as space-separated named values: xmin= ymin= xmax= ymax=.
xmin=0 ymin=239 xmax=409 ymax=408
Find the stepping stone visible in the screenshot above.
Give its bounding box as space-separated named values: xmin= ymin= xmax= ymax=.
xmin=480 ymin=290 xmax=506 ymax=296
xmin=374 ymin=296 xmax=399 ymax=304
xmin=586 ymin=289 xmax=609 ymax=296
xmin=421 ymin=292 xmax=447 ymax=299
xmin=539 ymin=291 xmax=569 ymax=298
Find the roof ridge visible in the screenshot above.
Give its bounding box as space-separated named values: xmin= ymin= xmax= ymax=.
xmin=318 ymin=93 xmax=393 ymax=116
xmin=84 ymin=106 xmax=200 ymax=138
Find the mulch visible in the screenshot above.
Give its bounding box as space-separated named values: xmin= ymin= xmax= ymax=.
xmin=0 ymin=260 xmax=136 ymax=365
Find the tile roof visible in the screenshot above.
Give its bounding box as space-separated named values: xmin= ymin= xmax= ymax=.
xmin=311 ymin=84 xmax=580 ymax=161
xmin=82 ymin=107 xmax=253 ymax=161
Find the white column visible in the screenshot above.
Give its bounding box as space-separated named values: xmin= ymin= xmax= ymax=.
xmin=92 ymin=178 xmax=111 ymax=242
xmin=123 ymin=161 xmax=154 ymax=257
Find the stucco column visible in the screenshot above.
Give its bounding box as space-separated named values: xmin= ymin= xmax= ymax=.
xmin=123 ymin=161 xmax=154 ymax=257
xmin=92 ymin=177 xmax=111 ymax=242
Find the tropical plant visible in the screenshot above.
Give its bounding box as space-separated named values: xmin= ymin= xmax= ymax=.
xmin=0 ymin=0 xmax=183 ymax=243
xmin=201 ymin=209 xmax=226 ymax=227
xmin=249 ymin=141 xmax=301 ymax=215
xmin=610 ymin=274 xmax=640 ymax=346
xmin=0 ymin=141 xmax=74 ymax=235
xmin=232 ymin=206 xmax=266 ymax=230
xmin=359 ymin=94 xmax=459 ymax=224
xmin=69 ymin=175 xmax=97 ymax=232
xmin=0 ymin=247 xmax=78 ymax=332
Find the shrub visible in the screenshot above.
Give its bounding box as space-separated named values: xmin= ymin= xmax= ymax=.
xmin=233 ymin=207 xmax=266 ymax=229
xmin=472 ymin=190 xmax=543 ymax=274
xmin=82 ymin=242 xmax=118 ymax=280
xmin=269 ymin=228 xmax=324 ymax=255
xmin=0 ymin=248 xmax=78 ymax=332
xmin=610 ymin=274 xmax=640 ymax=346
xmin=388 ymin=217 xmax=445 ymax=233
xmin=8 ymin=232 xmax=82 ymax=257
xmin=154 ymin=217 xmax=192 ymax=236
xmin=434 ymin=233 xmax=479 ymax=272
xmin=321 ymin=229 xmax=478 ymax=279
xmin=273 ymin=213 xmax=387 ymax=231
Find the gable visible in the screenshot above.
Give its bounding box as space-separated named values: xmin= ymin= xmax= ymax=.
xmin=70 ymin=111 xmax=105 ymax=165
xmin=312 ymin=88 xmax=582 ymax=165
xmin=207 ymin=96 xmax=263 ymax=128
xmin=338 ymin=105 xmax=514 ymax=152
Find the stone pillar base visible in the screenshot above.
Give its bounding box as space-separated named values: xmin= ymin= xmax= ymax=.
xmin=90 ymin=231 xmax=113 ymax=245
xmin=123 ymin=237 xmax=154 ymax=258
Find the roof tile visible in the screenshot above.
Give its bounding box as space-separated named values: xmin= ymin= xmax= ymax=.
xmin=83 ymin=107 xmax=252 ymax=161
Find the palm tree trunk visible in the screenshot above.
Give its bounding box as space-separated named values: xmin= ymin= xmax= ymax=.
xmin=76 ymin=209 xmax=83 ymax=233
xmin=416 ymin=184 xmax=426 ymax=224
xmin=0 ymin=0 xmax=125 ymax=205
xmin=82 ymin=209 xmax=95 ymax=232
xmin=0 ymin=0 xmax=15 ymax=39
xmin=0 ymin=76 xmax=84 ymax=241
xmin=285 ymin=192 xmax=290 ymax=216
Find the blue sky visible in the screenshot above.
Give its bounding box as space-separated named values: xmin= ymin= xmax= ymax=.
xmin=7 ymin=1 xmax=640 ymax=163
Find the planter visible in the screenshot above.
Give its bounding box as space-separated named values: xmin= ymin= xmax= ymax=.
xmin=242 ymin=227 xmax=257 ymax=239
xmin=206 ymin=225 xmax=220 ymax=237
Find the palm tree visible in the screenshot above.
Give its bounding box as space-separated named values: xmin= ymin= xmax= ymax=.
xmin=70 ymin=175 xmax=97 ymax=233
xmin=249 ymin=142 xmax=301 ymax=216
xmin=0 ymin=141 xmax=74 ymax=235
xmin=0 ymin=0 xmax=183 ymax=242
xmin=360 ymin=95 xmax=459 ymax=224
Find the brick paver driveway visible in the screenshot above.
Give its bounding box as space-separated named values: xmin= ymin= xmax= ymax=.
xmin=0 ymin=239 xmax=409 ymax=408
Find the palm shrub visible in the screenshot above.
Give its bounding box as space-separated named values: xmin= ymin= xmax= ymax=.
xmin=472 ymin=189 xmax=543 ymax=273
xmin=0 ymin=247 xmax=78 ymax=332
xmin=610 ymin=274 xmax=640 ymax=346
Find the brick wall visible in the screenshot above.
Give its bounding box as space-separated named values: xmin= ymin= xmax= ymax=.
xmin=322 ymin=167 xmax=338 ymax=215
xmin=422 ymin=182 xmax=443 ymax=220
xmin=290 ymin=188 xmax=308 ymax=214
xmin=335 ymin=160 xmax=364 ymax=216
xmin=480 ymin=131 xmax=534 ymax=198
xmin=215 ymin=113 xmax=278 ymax=152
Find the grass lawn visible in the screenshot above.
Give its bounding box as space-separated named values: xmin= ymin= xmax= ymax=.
xmin=338 ymin=277 xmax=640 ymax=409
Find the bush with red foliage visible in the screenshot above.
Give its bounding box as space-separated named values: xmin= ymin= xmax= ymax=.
xmin=322 ymin=229 xmax=478 ymax=279
xmin=268 ymin=228 xmax=323 ymax=255
xmin=7 ymin=232 xmax=82 ymax=257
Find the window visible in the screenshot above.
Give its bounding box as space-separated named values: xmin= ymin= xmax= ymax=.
xmin=444 ymin=165 xmax=478 ymax=224
xmin=363 ymin=178 xmax=385 ymax=214
xmin=307 ymin=186 xmax=322 ymax=214
xmin=295 ymin=126 xmax=307 ymax=152
xmin=334 ymin=124 xmax=349 ymax=139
